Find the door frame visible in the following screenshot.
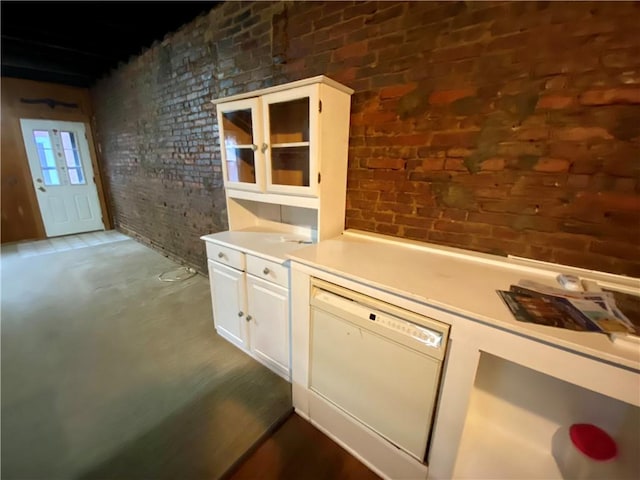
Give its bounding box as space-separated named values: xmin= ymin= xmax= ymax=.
xmin=19 ymin=117 xmax=112 ymax=238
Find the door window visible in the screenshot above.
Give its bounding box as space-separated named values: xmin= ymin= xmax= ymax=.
xmin=268 ymin=98 xmax=310 ymax=187
xmin=60 ymin=131 xmax=86 ymax=184
xmin=222 ymin=109 xmax=256 ymax=184
xmin=33 ymin=130 xmax=60 ymax=185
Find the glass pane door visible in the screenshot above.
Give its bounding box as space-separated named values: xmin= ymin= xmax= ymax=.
xmin=217 ymin=98 xmax=262 ymax=191
xmin=222 ymin=109 xmax=257 ymax=184
xmin=268 ymin=97 xmax=310 ymax=188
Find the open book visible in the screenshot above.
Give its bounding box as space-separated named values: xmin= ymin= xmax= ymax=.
xmin=497 ymin=280 xmax=638 ymax=336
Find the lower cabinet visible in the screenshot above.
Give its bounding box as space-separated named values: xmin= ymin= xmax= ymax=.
xmin=246 ymin=275 xmax=289 ymax=378
xmin=207 ymin=258 xmax=290 ymax=380
xmin=208 ymin=260 xmax=248 ymax=350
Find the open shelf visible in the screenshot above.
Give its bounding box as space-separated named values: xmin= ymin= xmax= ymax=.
xmin=453 ymin=353 xmax=640 ymax=479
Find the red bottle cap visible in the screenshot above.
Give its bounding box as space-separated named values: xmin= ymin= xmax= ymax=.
xmin=569 ymin=424 xmax=618 ymax=461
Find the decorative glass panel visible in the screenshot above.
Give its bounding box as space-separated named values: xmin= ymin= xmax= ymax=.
xmin=32 ymin=130 xmax=60 ymax=186
xmin=60 ymin=131 xmax=86 ymax=184
xmin=222 ymin=110 xmax=253 ymax=146
xmin=225 ymin=148 xmax=256 ymax=183
xmin=269 ymin=98 xmax=309 ymax=144
xmin=270 ymin=146 xmax=310 ymax=187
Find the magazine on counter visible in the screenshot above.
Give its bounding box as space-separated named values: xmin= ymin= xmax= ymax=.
xmin=497 ymin=280 xmax=638 ymax=335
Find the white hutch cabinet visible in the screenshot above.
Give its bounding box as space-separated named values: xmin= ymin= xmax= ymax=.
xmin=202 ymin=76 xmax=353 ymax=380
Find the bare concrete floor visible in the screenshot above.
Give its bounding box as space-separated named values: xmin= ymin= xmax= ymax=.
xmin=1 ymin=233 xmax=291 ymax=480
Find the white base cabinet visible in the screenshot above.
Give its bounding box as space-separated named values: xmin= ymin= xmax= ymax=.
xmin=206 ymin=246 xmax=290 ymax=380
xmin=247 ymin=275 xmax=290 ymax=378
xmin=207 ymin=260 xmax=248 ymax=351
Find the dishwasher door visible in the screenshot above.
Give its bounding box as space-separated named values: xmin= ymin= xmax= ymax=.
xmin=309 ymin=280 xmax=449 ymax=462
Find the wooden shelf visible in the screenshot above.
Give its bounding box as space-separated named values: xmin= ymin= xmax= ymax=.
xmin=271 ymin=142 xmax=310 ymax=148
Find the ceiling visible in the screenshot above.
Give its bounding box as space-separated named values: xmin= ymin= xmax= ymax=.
xmin=1 ymin=1 xmax=221 ymax=88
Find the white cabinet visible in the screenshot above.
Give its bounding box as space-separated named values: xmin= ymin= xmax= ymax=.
xmin=203 ymin=76 xmax=353 ymax=381
xmin=217 ymin=86 xmax=318 ymax=197
xmin=206 ymin=249 xmax=290 ymax=380
xmin=207 ymin=260 xmax=248 ymax=350
xmin=214 ymin=75 xmax=353 ymax=243
xmin=247 ymin=275 xmax=289 ymax=378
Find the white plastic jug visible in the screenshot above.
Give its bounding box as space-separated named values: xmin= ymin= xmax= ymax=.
xmin=552 ymin=423 xmax=619 ymax=479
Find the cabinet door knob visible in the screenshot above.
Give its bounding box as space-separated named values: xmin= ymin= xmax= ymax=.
xmin=38 ymin=186 xmax=46 ymax=192
xmin=261 ymin=143 xmax=268 ymax=153
xmin=246 ymin=315 xmax=252 ymax=321
xmin=238 ymin=311 xmax=244 ymax=317
xmin=251 ymin=144 xmax=258 ymax=152
xmin=218 ymin=252 xmax=224 ymax=258
xmin=263 ymin=267 xmax=270 ymax=275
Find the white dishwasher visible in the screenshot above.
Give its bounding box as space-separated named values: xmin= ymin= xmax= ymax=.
xmin=309 ymin=279 xmax=450 ymax=462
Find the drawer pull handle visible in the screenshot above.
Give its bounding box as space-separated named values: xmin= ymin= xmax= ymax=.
xmin=218 ymin=252 xmax=224 ymax=259
xmin=238 ymin=311 xmax=244 ymax=317
xmin=246 ymin=315 xmax=252 ymax=322
xmin=263 ymin=267 xmax=270 ymax=275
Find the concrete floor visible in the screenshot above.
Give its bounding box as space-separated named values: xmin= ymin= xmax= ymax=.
xmin=1 ymin=232 xmax=292 ymax=479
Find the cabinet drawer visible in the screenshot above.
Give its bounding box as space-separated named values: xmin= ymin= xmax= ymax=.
xmin=246 ymin=255 xmax=288 ymax=288
xmin=205 ymin=242 xmax=245 ymax=270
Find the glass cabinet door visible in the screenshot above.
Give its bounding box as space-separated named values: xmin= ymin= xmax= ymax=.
xmin=262 ymin=86 xmax=318 ymax=196
xmin=217 ymin=98 xmax=263 ymax=191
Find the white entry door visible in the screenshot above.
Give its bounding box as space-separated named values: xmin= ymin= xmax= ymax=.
xmin=20 ymin=119 xmax=104 ymax=237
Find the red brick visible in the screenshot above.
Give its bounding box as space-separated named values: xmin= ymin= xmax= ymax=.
xmin=379 ymin=83 xmax=417 ymax=100
xmin=431 ymin=43 xmax=484 ymax=62
xmin=578 ymin=192 xmax=640 ymax=212
xmin=590 ymin=240 xmax=640 ymax=260
xmin=545 ymin=76 xmax=568 ymax=90
xmin=580 ymin=88 xmax=640 ymax=106
xmin=376 ymin=223 xmax=401 ymax=236
xmin=534 ymin=158 xmax=571 ymax=172
xmin=554 ymin=127 xmax=613 ymax=141
xmin=428 ymin=231 xmax=474 ymax=248
xmin=516 ymin=127 xmax=549 ymax=141
xmin=444 ymin=158 xmax=467 ymax=171
xmin=365 ymin=157 xmax=406 ymax=170
xmin=429 ymin=88 xmax=478 ymax=105
xmin=332 ymin=41 xmax=368 ymax=61
xmin=536 ymin=95 xmax=576 ymax=110
xmin=442 ymin=209 xmax=468 ymax=221
xmin=492 ymin=226 xmax=522 ymax=241
xmin=481 ymin=158 xmax=506 ymax=171
xmin=422 ymin=158 xmax=445 ymax=171
xmin=434 ymin=220 xmax=492 ymax=236
xmin=430 ymin=130 xmax=480 ymax=147
xmin=447 ymin=147 xmax=472 ymax=158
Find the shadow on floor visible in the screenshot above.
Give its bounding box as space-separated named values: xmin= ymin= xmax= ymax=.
xmin=1 ymin=233 xmax=292 ymax=480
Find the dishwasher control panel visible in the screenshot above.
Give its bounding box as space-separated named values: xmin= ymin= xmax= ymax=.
xmin=374 ymin=314 xmax=443 ymax=348
xmin=311 ymin=280 xmax=449 ymax=357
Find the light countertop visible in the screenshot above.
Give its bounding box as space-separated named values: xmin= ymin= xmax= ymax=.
xmin=201 ymin=227 xmax=313 ymax=263
xmin=288 ymin=230 xmax=640 ymax=371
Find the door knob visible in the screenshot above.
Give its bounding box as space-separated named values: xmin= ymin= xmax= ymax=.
xmin=251 ymin=144 xmax=258 ymax=152
xmin=38 ymin=186 xmax=46 ymax=192
xmin=246 ymin=315 xmax=252 ymax=321
xmin=36 ymin=178 xmax=43 ymax=183
xmin=260 ymin=143 xmax=268 ymax=153
xmin=238 ymin=311 xmax=244 ymax=317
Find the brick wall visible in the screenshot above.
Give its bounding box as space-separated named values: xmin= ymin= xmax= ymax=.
xmin=92 ymin=1 xmax=640 ymax=276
